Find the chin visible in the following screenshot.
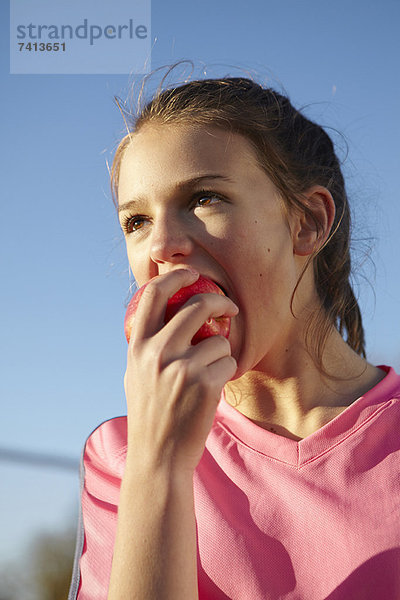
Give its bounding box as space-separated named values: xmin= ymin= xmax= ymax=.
xmin=227 ymin=349 xmax=251 ymax=382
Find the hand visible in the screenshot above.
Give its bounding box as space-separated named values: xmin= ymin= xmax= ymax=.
xmin=123 ymin=268 xmax=239 ymax=477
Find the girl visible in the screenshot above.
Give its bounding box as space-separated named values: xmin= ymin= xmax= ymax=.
xmin=69 ymin=68 xmax=400 ymax=600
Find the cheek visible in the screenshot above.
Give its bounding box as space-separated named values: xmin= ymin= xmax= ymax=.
xmin=239 ymin=234 xmax=297 ymax=322
xmin=126 ymin=245 xmax=151 ymax=287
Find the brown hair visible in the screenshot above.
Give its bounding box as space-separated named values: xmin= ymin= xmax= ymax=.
xmin=110 ymin=65 xmax=366 ymax=372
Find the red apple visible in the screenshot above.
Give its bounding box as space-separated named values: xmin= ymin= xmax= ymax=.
xmin=124 ymin=275 xmax=231 ymax=345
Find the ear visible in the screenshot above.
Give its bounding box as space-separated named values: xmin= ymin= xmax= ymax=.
xmin=291 ymin=186 xmax=336 ymax=257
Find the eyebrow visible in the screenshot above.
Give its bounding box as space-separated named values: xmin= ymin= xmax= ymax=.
xmin=118 ymin=174 xmax=234 ymax=214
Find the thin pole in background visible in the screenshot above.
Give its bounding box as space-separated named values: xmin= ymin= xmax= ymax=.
xmin=0 ymin=446 xmax=79 ymax=472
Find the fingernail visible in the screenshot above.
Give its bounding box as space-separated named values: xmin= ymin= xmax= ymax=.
xmin=231 ymin=303 xmax=239 ymax=314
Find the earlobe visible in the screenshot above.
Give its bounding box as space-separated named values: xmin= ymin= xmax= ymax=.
xmin=292 ymin=186 xmax=336 ymax=257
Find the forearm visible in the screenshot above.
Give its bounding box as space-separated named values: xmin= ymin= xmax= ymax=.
xmin=107 ymin=465 xmax=199 ymax=600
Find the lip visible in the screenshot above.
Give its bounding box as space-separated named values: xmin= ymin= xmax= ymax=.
xmin=208 ymin=277 xmax=229 ymax=298
xmin=178 ymin=269 xmax=230 ymax=298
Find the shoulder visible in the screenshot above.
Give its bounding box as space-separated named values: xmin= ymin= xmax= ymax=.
xmin=370 ymin=365 xmax=400 ymax=403
xmin=82 ymin=416 xmax=127 ymax=505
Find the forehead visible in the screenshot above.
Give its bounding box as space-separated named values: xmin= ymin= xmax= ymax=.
xmin=117 ymin=124 xmax=265 ymax=200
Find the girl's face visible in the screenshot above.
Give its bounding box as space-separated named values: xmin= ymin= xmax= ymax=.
xmin=117 ymin=123 xmax=314 ymax=377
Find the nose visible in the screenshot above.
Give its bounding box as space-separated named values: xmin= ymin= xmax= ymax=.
xmin=149 ymin=213 xmax=194 ymax=265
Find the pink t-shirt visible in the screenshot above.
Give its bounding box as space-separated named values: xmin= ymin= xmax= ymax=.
xmin=69 ymin=365 xmax=400 ymax=599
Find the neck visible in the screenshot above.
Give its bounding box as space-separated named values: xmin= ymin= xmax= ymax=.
xmin=224 ymin=329 xmax=385 ymax=440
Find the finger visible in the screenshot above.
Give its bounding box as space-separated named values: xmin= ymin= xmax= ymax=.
xmin=186 ymin=334 xmax=232 ymax=366
xmin=206 ymin=355 xmax=238 ymax=390
xmin=161 ymin=292 xmax=238 ymax=350
xmin=132 ymin=269 xmax=199 ymax=342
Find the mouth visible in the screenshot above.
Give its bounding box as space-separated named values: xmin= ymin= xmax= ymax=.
xmin=211 ymin=280 xmax=229 ymax=298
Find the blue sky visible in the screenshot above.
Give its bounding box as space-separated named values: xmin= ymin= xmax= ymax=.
xmin=1 ymin=0 xmax=399 ymax=570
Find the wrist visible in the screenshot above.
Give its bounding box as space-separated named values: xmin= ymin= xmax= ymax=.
xmin=123 ymin=453 xmax=195 ymax=489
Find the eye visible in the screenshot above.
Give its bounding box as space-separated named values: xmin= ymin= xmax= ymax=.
xmin=121 ymin=214 xmax=148 ymax=235
xmin=192 ymin=189 xmax=225 ymax=208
